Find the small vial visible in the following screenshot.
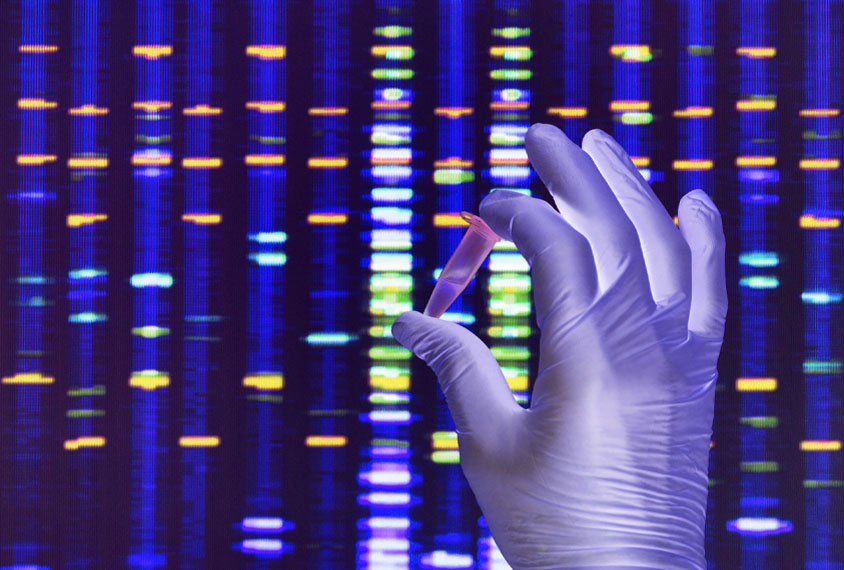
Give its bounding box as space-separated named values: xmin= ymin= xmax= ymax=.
xmin=423 ymin=211 xmax=501 ymax=318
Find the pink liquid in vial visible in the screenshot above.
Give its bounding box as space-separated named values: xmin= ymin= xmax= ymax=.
xmin=423 ymin=212 xmax=501 ymax=318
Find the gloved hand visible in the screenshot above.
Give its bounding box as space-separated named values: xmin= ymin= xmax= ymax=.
xmin=391 ymin=124 xmax=727 ymax=569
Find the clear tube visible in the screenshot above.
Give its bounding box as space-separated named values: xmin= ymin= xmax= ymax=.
xmin=423 ymin=211 xmax=501 ymax=318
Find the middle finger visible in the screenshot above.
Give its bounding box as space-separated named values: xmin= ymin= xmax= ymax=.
xmin=524 ymin=123 xmax=652 ymax=303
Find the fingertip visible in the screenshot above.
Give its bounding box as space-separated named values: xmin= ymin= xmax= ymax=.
xmin=479 ymin=189 xmax=526 ymax=210
xmin=526 ymin=122 xmax=550 ymax=136
xmin=478 ymin=190 xmax=526 ymax=241
xmin=526 ymin=122 xmax=570 ymax=147
xmin=678 ymin=191 xmax=726 ymax=250
xmin=681 ymin=189 xmax=714 ymax=207
xmin=680 ymin=191 xmax=723 ymax=226
xmin=581 ymin=127 xmax=607 ymax=149
xmin=680 ymin=190 xmax=710 ymax=214
xmin=582 ymin=129 xmax=633 ymax=169
xmin=390 ymin=310 xmax=419 ymax=344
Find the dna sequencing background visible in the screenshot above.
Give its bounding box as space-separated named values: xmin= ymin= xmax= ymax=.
xmin=1 ymin=0 xmax=843 ymax=568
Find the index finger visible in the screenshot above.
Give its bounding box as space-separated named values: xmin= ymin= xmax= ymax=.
xmin=478 ymin=190 xmax=599 ymax=331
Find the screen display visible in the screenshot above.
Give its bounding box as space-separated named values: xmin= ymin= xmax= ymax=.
xmin=1 ymin=1 xmax=841 ymax=568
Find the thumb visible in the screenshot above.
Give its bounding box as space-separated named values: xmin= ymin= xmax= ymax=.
xmin=391 ymin=311 xmax=522 ymax=442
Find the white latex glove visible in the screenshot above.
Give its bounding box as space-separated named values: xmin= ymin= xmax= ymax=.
xmin=391 ymin=124 xmax=727 ymax=569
